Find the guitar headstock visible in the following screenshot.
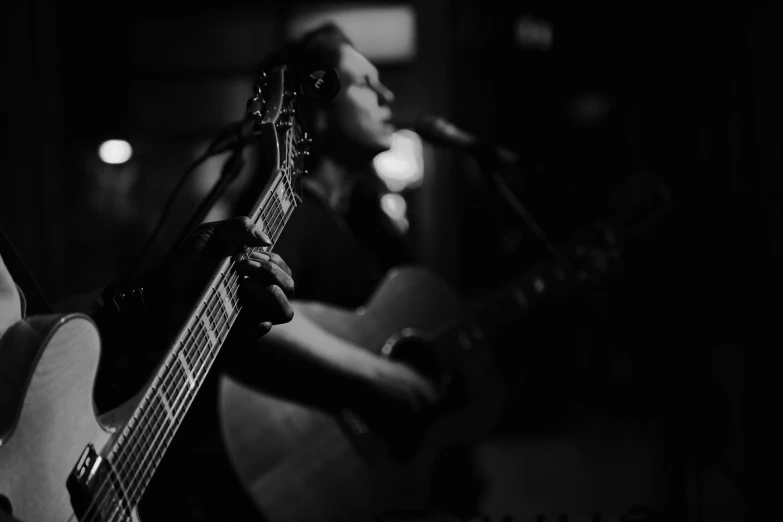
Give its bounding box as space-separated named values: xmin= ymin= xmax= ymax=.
xmin=246 ymin=65 xmax=313 ymax=203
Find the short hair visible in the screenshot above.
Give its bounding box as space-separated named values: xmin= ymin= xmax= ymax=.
xmin=257 ymin=22 xmax=353 ymax=82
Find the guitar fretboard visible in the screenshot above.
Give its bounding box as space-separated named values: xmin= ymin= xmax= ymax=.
xmin=108 ymin=167 xmax=298 ymax=505
xmin=438 ymin=260 xmax=573 ymax=353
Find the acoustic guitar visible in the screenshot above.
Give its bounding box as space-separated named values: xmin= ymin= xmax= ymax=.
xmin=0 ymin=64 xmax=317 ymax=522
xmin=219 ymin=172 xmax=673 ymax=521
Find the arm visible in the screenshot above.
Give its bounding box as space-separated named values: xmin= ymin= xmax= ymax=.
xmin=236 ymin=307 xmax=438 ymax=417
xmin=262 ymin=310 xmax=385 ymax=383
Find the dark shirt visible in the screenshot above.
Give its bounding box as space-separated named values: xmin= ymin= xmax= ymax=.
xmin=273 ymin=177 xmax=413 ymax=307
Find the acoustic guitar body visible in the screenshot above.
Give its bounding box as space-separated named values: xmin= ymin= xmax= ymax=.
xmin=0 ymin=314 xmax=138 ymax=522
xmin=219 ymin=266 xmax=504 ymax=521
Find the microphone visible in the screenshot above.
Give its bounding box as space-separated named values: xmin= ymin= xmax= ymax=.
xmin=208 ymin=67 xmax=342 ymax=156
xmin=394 ymin=115 xmax=519 ymax=167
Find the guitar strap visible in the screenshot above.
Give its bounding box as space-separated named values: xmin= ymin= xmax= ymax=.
xmin=0 ymin=227 xmax=52 ymax=317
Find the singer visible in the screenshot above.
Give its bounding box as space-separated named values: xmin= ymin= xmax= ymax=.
xmin=230 ymin=22 xmax=439 ymax=437
xmin=218 ymin=21 xmax=488 ymax=519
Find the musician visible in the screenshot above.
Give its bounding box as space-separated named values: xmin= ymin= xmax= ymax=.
xmin=226 ymin=22 xmax=483 ymax=516
xmin=224 ymin=22 xmax=431 ymax=427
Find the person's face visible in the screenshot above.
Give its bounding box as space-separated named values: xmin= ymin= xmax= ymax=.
xmin=325 ymin=44 xmax=395 ymax=158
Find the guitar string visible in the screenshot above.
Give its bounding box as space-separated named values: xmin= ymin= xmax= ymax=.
xmin=78 ymin=194 xmax=291 ymax=522
xmin=73 ymin=165 xmax=297 ymax=522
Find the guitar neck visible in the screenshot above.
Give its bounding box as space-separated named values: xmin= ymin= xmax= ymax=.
xmin=106 ymin=169 xmax=297 ymax=505
xmin=436 ymin=258 xmax=573 ymax=352
xmin=437 ymin=190 xmax=668 ymax=351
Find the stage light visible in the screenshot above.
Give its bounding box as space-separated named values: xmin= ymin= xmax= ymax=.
xmin=515 ymin=16 xmax=553 ymax=50
xmin=98 ymin=139 xmax=133 ymax=164
xmin=373 ymin=130 xmax=424 ymax=192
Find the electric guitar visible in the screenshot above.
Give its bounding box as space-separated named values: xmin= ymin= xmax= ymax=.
xmin=0 ymin=64 xmax=314 ymax=522
xmin=218 ymin=172 xmax=673 ymax=521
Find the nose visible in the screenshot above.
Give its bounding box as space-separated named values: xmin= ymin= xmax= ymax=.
xmin=377 ymin=82 xmax=395 ymax=106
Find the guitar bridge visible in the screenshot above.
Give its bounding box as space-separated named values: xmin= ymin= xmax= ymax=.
xmin=66 ymin=444 xmax=132 ymax=521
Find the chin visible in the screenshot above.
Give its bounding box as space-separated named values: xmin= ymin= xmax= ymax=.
xmin=376 ymin=133 xmax=393 ymax=152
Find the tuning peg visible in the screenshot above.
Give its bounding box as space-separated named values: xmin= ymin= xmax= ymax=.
xmin=256 ymin=70 xmax=267 ymax=87
xmin=300 ymin=133 xmax=312 ymax=143
xmin=247 ymin=96 xmax=264 ymax=118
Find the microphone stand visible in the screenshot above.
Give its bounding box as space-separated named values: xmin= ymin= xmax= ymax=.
xmin=480 ymin=159 xmax=611 ymax=319
xmin=132 ymin=122 xmax=249 ymax=271
xmin=166 ymin=143 xmax=247 ymax=260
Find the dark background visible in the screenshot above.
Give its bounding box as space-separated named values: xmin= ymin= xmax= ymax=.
xmin=1 ymin=1 xmax=761 ymax=520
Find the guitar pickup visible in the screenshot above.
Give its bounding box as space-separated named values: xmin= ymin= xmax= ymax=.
xmin=66 ymin=444 xmax=132 ymax=522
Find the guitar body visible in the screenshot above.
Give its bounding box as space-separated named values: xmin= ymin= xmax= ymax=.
xmin=0 ymin=314 xmax=138 ymax=522
xmin=219 ymin=266 xmax=505 ymax=521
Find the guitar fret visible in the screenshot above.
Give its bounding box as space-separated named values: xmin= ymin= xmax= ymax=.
xmin=217 ymin=282 xmax=234 ymax=319
xmin=167 ymin=360 xmax=187 ymax=397
xmin=177 ymin=351 xmax=196 ymax=389
xmin=276 ymin=179 xmax=292 ymax=214
xmin=200 ymin=314 xmax=217 ymax=347
xmin=155 ymin=388 xmax=176 ymax=426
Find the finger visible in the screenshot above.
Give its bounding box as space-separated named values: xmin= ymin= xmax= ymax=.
xmin=259 ymin=321 xmax=273 ymax=334
xmin=248 ymin=251 xmax=292 ymax=278
xmin=233 ymin=311 xmax=273 ymax=341
xmin=202 ymin=216 xmax=272 ymax=248
xmin=238 ymin=257 xmax=295 ymax=295
xmin=239 ymin=284 xmax=295 ymax=325
xmin=396 ymin=362 xmax=439 ymax=404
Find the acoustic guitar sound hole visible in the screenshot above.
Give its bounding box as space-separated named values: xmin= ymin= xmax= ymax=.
xmin=387 ymin=335 xmax=469 ymax=416
xmin=385 ymin=336 xmax=446 ymax=391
